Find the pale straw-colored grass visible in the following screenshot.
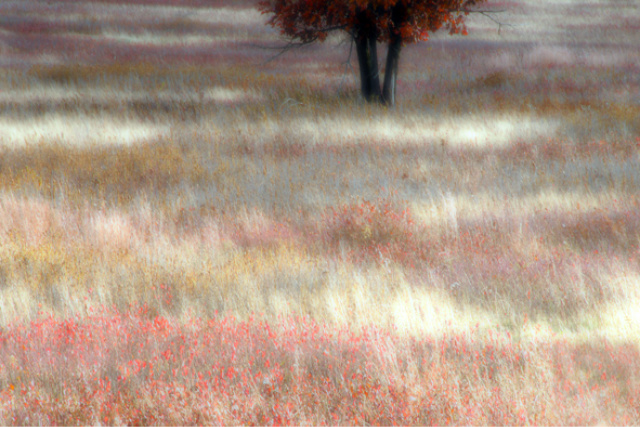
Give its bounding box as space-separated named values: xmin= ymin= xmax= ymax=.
xmin=0 ymin=0 xmax=638 ymax=345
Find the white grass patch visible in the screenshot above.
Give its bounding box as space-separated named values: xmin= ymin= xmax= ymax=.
xmin=0 ymin=283 xmax=36 ymax=326
xmin=99 ymin=30 xmax=220 ymax=46
xmin=71 ymin=4 xmax=264 ymax=27
xmin=0 ymin=115 xmax=170 ymax=148
xmin=410 ymin=190 xmax=627 ymax=229
xmin=321 ymin=265 xmax=498 ymax=337
xmin=191 ymin=7 xmax=266 ymax=27
xmin=269 ymin=113 xmax=559 ymax=149
xmin=86 ymin=209 xmax=139 ymax=250
xmin=85 ymin=3 xmax=231 ymax=24
xmin=205 ymin=87 xmax=264 ymax=103
xmin=598 ymin=272 xmax=640 ymax=344
xmin=0 ymin=85 xmax=263 ymax=106
xmin=440 ymin=114 xmax=559 ymax=148
xmin=236 ymin=207 xmax=275 ymax=234
xmin=387 ymin=285 xmax=496 ymax=337
xmin=0 ymin=86 xmax=112 ymax=104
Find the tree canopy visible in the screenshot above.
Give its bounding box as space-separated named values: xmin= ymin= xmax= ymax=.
xmin=259 ymin=0 xmax=484 ymax=105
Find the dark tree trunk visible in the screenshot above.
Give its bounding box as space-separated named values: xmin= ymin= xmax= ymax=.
xmin=352 ymin=4 xmax=408 ymax=105
xmin=353 ymin=7 xmax=382 ymax=103
xmin=381 ymin=4 xmax=407 ymax=107
xmin=382 ymin=36 xmax=402 ymax=106
xmin=355 ymin=36 xmax=372 ymax=100
xmin=367 ymin=35 xmax=382 ymax=101
xmin=355 ymin=34 xmax=381 ymax=102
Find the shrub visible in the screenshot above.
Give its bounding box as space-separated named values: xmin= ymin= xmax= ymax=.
xmin=320 ymin=199 xmax=424 ymax=266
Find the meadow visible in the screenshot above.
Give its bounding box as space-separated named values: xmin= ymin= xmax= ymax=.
xmin=0 ymin=0 xmax=639 ymax=424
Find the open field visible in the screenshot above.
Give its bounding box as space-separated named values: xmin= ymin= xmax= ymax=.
xmin=0 ymin=0 xmax=639 ymax=424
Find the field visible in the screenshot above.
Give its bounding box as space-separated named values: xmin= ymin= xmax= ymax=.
xmin=1 ymin=0 xmax=640 ymax=424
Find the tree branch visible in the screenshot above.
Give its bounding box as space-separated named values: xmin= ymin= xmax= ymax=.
xmin=465 ymin=8 xmax=514 ymax=35
xmin=251 ymin=25 xmax=348 ymax=64
xmin=337 ymin=35 xmax=357 ymax=93
xmin=251 ymin=39 xmax=319 ymax=64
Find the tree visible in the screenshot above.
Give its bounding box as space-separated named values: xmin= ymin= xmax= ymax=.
xmin=258 ymin=0 xmax=485 ymax=106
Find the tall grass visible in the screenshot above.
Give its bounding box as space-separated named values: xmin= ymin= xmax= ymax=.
xmin=0 ymin=0 xmax=639 ymax=423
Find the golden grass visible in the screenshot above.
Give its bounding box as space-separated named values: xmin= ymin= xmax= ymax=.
xmin=0 ymin=0 xmax=638 ymax=346
xmin=0 ymin=1 xmax=639 ymax=423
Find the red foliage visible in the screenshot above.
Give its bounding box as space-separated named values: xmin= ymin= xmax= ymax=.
xmin=1 ymin=308 xmax=639 ymax=424
xmin=258 ymin=0 xmax=482 ymax=44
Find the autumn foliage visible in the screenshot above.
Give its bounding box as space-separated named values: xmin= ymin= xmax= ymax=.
xmin=259 ymin=0 xmax=484 ymax=105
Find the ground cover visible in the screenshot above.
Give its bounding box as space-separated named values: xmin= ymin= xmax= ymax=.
xmin=0 ymin=0 xmax=639 ymax=424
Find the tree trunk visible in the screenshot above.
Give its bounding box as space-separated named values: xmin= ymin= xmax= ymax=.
xmin=381 ymin=3 xmax=406 ymax=107
xmin=355 ymin=34 xmax=381 ymax=102
xmin=382 ymin=36 xmax=402 ymax=106
xmin=353 ymin=6 xmax=382 ymax=103
xmin=355 ymin=36 xmax=372 ymax=101
xmin=367 ymin=35 xmax=381 ymax=101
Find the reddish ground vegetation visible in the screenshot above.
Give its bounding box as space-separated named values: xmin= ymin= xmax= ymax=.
xmin=1 ymin=308 xmax=639 ymax=425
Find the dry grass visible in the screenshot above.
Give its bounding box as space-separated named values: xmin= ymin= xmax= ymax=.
xmin=0 ymin=0 xmax=639 ymax=423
